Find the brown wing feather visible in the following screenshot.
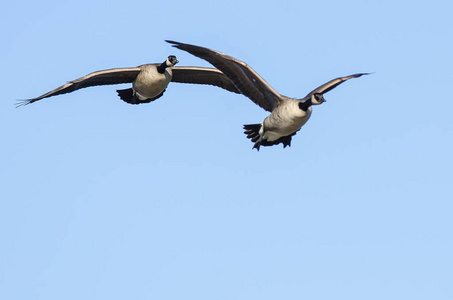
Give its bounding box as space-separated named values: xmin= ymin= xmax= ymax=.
xmin=171 ymin=66 xmax=241 ymax=94
xmin=167 ymin=40 xmax=281 ymax=112
xmin=18 ymin=67 xmax=141 ymax=106
xmin=304 ymin=73 xmax=370 ymax=98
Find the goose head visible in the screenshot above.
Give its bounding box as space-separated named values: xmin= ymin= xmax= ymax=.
xmin=311 ymin=93 xmax=326 ymax=105
xmin=166 ymin=55 xmax=179 ymax=67
xmin=298 ymin=93 xmax=326 ymax=111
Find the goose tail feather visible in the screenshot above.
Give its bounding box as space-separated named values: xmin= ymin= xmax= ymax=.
xmin=243 ymin=124 xmax=263 ymax=151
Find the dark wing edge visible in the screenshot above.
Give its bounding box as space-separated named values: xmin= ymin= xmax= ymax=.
xmin=305 ymin=73 xmax=371 ymax=98
xmin=171 ymin=66 xmax=241 ymax=94
xmin=166 ymin=40 xmax=280 ymax=112
xmin=17 ymin=67 xmax=141 ymax=107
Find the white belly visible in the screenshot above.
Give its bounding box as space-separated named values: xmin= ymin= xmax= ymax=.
xmin=263 ymin=103 xmax=312 ymax=142
xmin=133 ymin=68 xmax=172 ymax=99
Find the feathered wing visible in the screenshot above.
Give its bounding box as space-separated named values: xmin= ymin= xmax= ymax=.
xmin=304 ymin=73 xmax=370 ymax=98
xmin=18 ymin=67 xmax=141 ymax=106
xmin=167 ymin=40 xmax=281 ymax=112
xmin=170 ymin=66 xmax=241 ymax=94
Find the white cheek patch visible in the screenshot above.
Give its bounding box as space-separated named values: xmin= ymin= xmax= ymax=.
xmin=166 ymin=58 xmax=177 ymax=67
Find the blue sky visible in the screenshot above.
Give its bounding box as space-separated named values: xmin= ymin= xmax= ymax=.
xmin=1 ymin=0 xmax=452 ymax=299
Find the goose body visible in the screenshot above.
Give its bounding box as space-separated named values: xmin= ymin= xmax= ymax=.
xmin=167 ymin=40 xmax=369 ymax=150
xmin=260 ymin=99 xmax=312 ymax=142
xmin=126 ymin=60 xmax=175 ymax=101
xmin=19 ymin=55 xmax=240 ymax=106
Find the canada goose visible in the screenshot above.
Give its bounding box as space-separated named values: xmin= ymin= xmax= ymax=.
xmin=167 ymin=40 xmax=369 ymax=150
xmin=18 ymin=55 xmax=240 ymax=107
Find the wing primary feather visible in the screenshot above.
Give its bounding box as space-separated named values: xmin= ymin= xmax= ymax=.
xmin=171 ymin=66 xmax=241 ymax=94
xmin=305 ymin=73 xmax=371 ymax=97
xmin=166 ymin=40 xmax=280 ymax=112
xmin=18 ymin=67 xmax=141 ymax=106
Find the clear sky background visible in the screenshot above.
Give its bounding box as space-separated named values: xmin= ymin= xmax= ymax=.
xmin=1 ymin=0 xmax=452 ymax=299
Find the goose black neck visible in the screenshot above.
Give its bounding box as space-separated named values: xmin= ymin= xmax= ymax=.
xmin=298 ymin=100 xmax=312 ymax=112
xmin=157 ymin=61 xmax=168 ymax=74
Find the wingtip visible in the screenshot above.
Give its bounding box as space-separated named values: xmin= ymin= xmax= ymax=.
xmin=165 ymin=40 xmax=179 ymax=46
xmin=347 ymin=72 xmax=372 ymax=80
xmin=358 ymin=72 xmax=373 ymax=77
xmin=15 ymin=99 xmax=32 ymax=108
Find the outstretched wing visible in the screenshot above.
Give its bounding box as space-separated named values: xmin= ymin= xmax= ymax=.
xmin=167 ymin=40 xmax=281 ymax=112
xmin=18 ymin=67 xmax=141 ymax=107
xmin=170 ymin=66 xmax=241 ymax=94
xmin=304 ymin=73 xmax=370 ymax=98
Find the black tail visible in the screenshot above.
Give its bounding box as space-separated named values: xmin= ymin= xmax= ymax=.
xmin=243 ymin=124 xmax=263 ymax=151
xmin=243 ymin=123 xmax=296 ymax=151
xmin=117 ymin=88 xmax=140 ymax=104
xmin=116 ymin=88 xmax=165 ymax=105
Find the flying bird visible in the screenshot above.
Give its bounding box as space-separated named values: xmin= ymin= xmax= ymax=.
xmin=18 ymin=55 xmax=240 ymax=107
xmin=167 ymin=40 xmax=369 ymax=150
